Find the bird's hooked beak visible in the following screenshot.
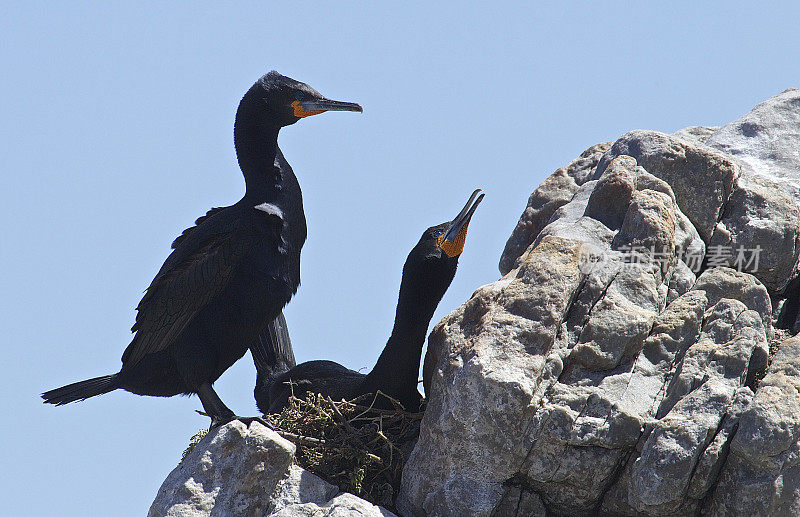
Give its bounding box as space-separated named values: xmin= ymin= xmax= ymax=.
xmin=292 ymin=98 xmax=363 ymax=118
xmin=439 ymin=189 xmax=484 ymax=258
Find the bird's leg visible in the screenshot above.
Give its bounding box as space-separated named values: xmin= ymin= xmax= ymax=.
xmin=197 ymin=382 xmax=273 ymax=430
xmin=197 ymin=382 xmax=236 ymax=429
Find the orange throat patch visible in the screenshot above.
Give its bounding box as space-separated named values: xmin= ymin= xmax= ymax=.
xmin=438 ymin=226 xmax=468 ymax=257
xmin=292 ymin=100 xmax=324 ymax=118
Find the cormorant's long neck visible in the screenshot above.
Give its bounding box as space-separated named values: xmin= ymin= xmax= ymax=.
xmin=234 ymin=107 xmax=282 ymax=200
xmin=364 ymin=269 xmax=442 ymax=400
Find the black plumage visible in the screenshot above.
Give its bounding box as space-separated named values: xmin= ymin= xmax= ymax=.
xmin=252 ymin=311 xmax=296 ymax=408
xmin=42 ymin=71 xmax=361 ymax=426
xmin=258 ymin=190 xmax=484 ymax=414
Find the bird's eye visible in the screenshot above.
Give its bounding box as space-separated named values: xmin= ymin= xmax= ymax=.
xmin=433 ymin=229 xmax=445 ymax=238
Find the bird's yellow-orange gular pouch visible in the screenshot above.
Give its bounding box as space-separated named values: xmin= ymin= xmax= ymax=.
xmin=438 ymin=226 xmax=469 ymax=258
xmin=292 ymin=100 xmax=324 ymax=118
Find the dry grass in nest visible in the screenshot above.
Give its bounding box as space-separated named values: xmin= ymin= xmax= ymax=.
xmin=263 ymin=391 xmax=423 ymax=510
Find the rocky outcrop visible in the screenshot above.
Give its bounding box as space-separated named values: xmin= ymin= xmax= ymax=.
xmin=499 ymin=142 xmax=612 ymax=275
xmin=150 ymin=421 xmax=394 ymax=517
xmin=403 ymin=89 xmax=800 ymax=516
xmin=705 ymin=89 xmax=800 ymax=203
xmin=593 ymin=130 xmax=739 ymax=243
xmin=704 ymin=336 xmax=800 ymax=515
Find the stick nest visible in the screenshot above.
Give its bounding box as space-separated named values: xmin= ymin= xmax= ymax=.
xmin=264 ymin=391 xmax=422 ymax=510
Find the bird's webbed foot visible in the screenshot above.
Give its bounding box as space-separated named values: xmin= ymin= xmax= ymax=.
xmin=208 ymin=415 xmax=272 ymax=430
xmin=197 ymin=410 xmax=273 ymax=430
xmin=232 ymin=415 xmax=274 ymax=429
xmin=205 ymin=413 xmax=234 ymax=429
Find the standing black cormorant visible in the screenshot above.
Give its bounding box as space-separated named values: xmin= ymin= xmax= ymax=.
xmin=42 ymin=72 xmax=362 ymax=427
xmin=257 ymin=190 xmax=484 ymax=414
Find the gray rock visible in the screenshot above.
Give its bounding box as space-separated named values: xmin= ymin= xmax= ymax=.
xmin=406 ymin=236 xmax=587 ymax=516
xmin=672 ymin=125 xmax=720 ymax=144
xmin=499 ymin=142 xmax=611 ymax=274
xmin=666 ymin=259 xmax=696 ymax=305
xmin=706 ymin=88 xmax=800 ymax=204
xmin=657 ymin=298 xmax=766 ymax=417
xmin=491 ymin=486 xmax=547 ymax=517
xmin=701 ymin=89 xmax=800 ymax=294
xmin=609 ymin=295 xmax=767 ymax=516
xmin=149 ymin=421 xmax=294 ymax=517
xmin=269 ymin=466 xmax=351 ymax=516
xmin=708 ymin=173 xmax=800 ymax=294
xmin=593 ymin=130 xmax=739 ymax=242
xmin=568 ymin=263 xmax=660 ymax=371
xmin=686 ymin=387 xmax=753 ymax=500
xmin=598 ymin=287 xmax=768 ymax=516
xmin=629 ymin=380 xmax=736 ymax=515
xmin=705 ymin=336 xmax=800 ymax=516
xmin=272 ymin=492 xmax=396 ymax=517
xmin=584 ymin=157 xmax=637 ymax=230
xmin=535 ymin=180 xmax=614 ymax=253
xmin=693 ymin=267 xmax=773 ymax=343
xmin=408 ymin=150 xmax=710 ymax=515
xmin=149 ymin=421 xmax=393 ymax=517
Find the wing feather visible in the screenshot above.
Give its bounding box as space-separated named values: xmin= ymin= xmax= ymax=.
xmin=123 ymin=231 xmax=251 ymax=366
xmin=122 ymin=205 xmax=285 ymax=367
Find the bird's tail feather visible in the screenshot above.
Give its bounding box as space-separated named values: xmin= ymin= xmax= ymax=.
xmin=252 ymin=311 xmax=296 ymax=378
xmin=253 ymin=311 xmax=296 ymax=413
xmin=41 ymin=374 xmax=118 ymax=406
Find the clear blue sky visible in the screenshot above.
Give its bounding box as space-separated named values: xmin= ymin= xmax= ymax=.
xmin=2 ymin=2 xmax=798 ymax=515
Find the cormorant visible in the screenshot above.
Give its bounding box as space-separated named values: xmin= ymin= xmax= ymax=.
xmin=42 ymin=71 xmax=362 ymax=427
xmin=257 ymin=190 xmax=484 ymax=414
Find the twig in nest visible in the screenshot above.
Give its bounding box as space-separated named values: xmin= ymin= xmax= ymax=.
xmin=259 ymin=391 xmax=423 ymax=511
xmin=276 ymin=430 xmax=326 ymax=446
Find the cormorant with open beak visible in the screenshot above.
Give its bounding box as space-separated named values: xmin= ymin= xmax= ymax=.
xmin=258 ymin=189 xmax=484 ymax=413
